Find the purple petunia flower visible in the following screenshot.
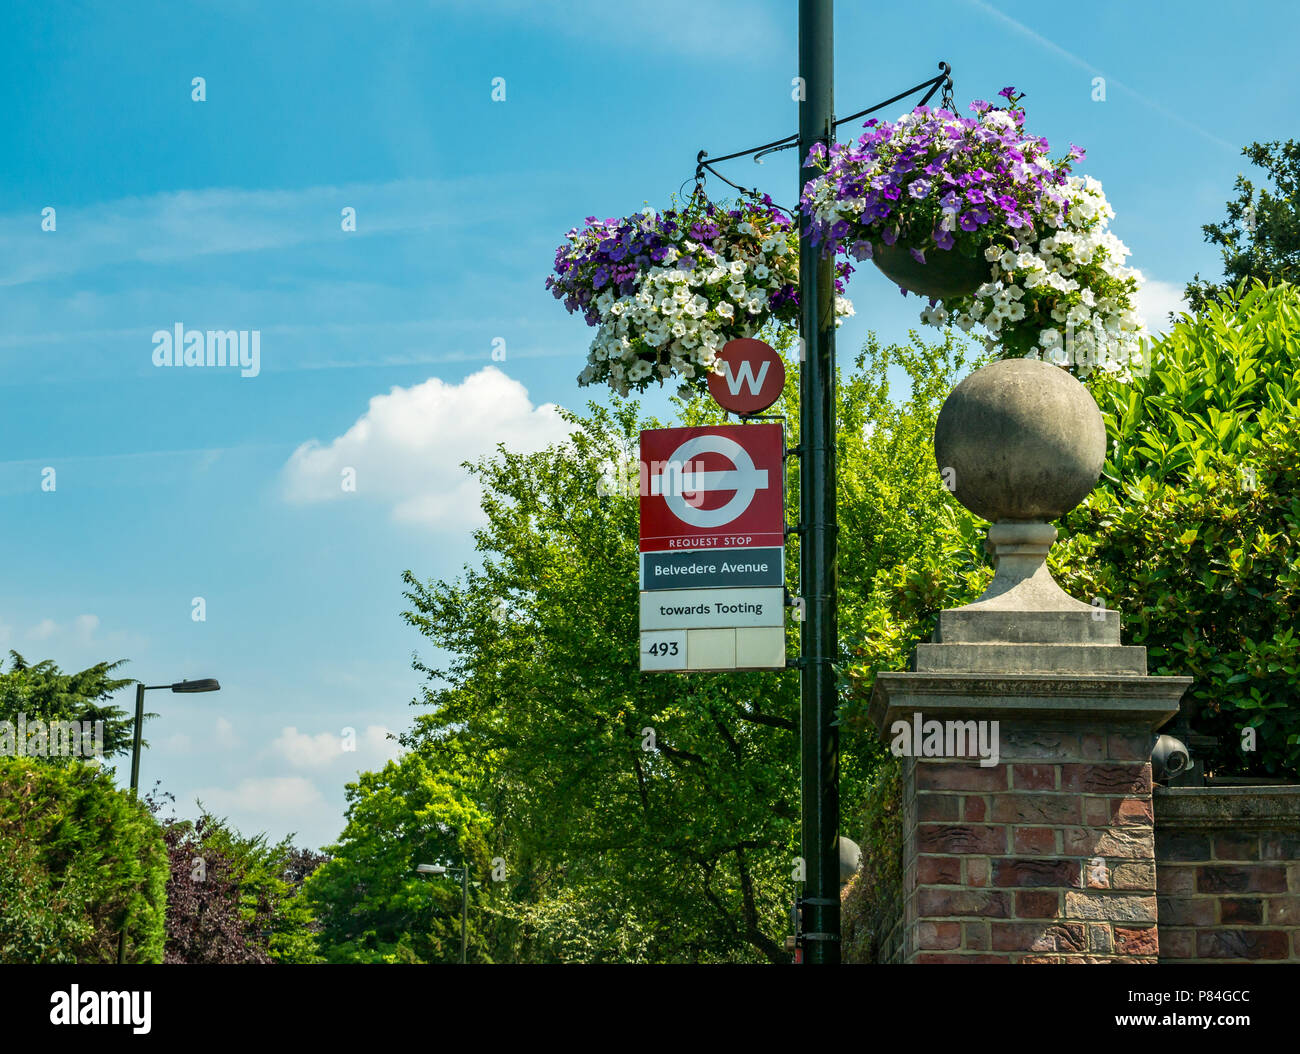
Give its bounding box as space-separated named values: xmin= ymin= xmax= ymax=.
xmin=933 ymin=229 xmax=954 ymax=251
xmin=850 ymin=239 xmax=874 ymax=260
xmin=958 ymin=211 xmax=981 ymax=232
xmin=881 ymin=228 xmax=898 ymax=245
xmin=908 ymin=179 xmax=932 ymax=200
xmin=910 ymin=247 xmax=926 ymax=264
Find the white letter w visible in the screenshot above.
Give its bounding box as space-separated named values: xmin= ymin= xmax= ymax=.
xmin=725 ymin=360 xmax=769 ymax=395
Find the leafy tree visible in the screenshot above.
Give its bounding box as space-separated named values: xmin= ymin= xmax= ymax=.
xmin=150 ymin=791 xmax=327 ymax=963
xmin=1186 ymin=139 xmax=1300 ymax=310
xmin=0 ymin=756 xmax=167 ymax=962
xmin=397 ymin=352 xmax=801 ymax=961
xmin=307 ymin=328 xmax=974 ymax=964
xmin=160 ymin=809 xmax=270 ymax=964
xmin=0 ymin=652 xmax=138 ymax=760
xmin=302 ymin=752 xmax=502 ymax=963
xmin=269 ymin=845 xmax=329 ymax=963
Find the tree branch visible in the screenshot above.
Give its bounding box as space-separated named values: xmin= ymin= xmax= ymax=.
xmin=735 ymin=709 xmax=796 ymax=731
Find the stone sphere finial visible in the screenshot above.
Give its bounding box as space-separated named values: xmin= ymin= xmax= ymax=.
xmin=934 ymin=359 xmax=1107 ymax=523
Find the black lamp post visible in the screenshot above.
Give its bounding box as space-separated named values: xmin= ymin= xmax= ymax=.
xmin=796 ymin=0 xmax=840 ymax=966
xmin=117 ymin=676 xmax=221 ymax=964
xmin=127 ymin=679 xmax=220 ymax=794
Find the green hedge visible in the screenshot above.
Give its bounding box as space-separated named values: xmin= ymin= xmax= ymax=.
xmin=1059 ymin=280 xmax=1300 ymax=779
xmin=0 ymin=757 xmax=168 ymax=963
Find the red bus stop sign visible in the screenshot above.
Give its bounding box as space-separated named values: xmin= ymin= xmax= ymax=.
xmin=708 ymin=338 xmax=785 ymax=416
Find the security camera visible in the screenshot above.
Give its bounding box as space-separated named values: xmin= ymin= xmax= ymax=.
xmin=1152 ymin=734 xmax=1191 ymax=782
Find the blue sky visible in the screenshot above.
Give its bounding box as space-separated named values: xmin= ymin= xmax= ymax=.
xmin=0 ymin=0 xmax=1294 ymax=849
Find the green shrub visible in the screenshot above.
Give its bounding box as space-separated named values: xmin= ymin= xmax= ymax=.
xmin=1058 ymin=280 xmax=1300 ymax=779
xmin=0 ymin=757 xmax=168 ymax=962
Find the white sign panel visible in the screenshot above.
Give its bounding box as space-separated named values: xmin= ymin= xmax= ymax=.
xmin=639 ymin=587 xmax=785 ymax=631
xmin=639 ymin=627 xmax=787 ymax=672
xmin=640 ymin=630 xmax=687 ymax=671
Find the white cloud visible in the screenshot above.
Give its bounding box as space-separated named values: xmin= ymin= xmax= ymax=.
xmin=1136 ymin=278 xmax=1189 ymax=336
xmin=272 ymin=724 xmax=402 ymax=769
xmin=191 ymin=776 xmax=326 ymax=817
xmin=281 ymin=366 xmax=571 ymax=529
xmin=162 ymin=732 xmax=193 ymax=753
xmin=24 ymin=614 xmax=100 ymax=644
xmin=214 ymin=716 xmax=240 ymax=749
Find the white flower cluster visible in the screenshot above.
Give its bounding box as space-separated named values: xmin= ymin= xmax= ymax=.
xmin=938 ymin=176 xmax=1147 ymax=379
xmin=578 ymin=227 xmax=852 ymax=397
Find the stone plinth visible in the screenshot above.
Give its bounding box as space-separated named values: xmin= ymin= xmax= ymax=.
xmin=871 ymin=357 xmax=1192 ymax=963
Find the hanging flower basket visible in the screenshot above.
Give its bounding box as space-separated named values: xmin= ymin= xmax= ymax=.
xmin=801 ymin=88 xmax=1146 ymax=378
xmin=547 ymin=194 xmax=854 ymax=397
xmin=869 ymin=240 xmax=991 ymax=300
xmin=930 ymin=173 xmax=1146 ymax=378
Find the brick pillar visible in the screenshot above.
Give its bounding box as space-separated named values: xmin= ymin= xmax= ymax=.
xmin=872 ymin=609 xmax=1190 ymax=963
xmin=897 ymin=720 xmax=1163 ymax=961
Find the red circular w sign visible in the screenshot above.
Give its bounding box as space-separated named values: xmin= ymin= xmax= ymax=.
xmin=708 ymin=338 xmax=785 ymax=416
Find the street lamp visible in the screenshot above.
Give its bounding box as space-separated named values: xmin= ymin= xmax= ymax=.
xmin=118 ymin=676 xmax=221 ymax=964
xmin=127 ymin=679 xmax=221 ymax=795
xmin=414 ymin=862 xmax=469 ymax=964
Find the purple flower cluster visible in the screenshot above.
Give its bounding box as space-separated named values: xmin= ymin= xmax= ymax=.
xmin=547 ymin=196 xmax=795 ymax=327
xmin=799 ymin=89 xmax=1077 ymax=265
